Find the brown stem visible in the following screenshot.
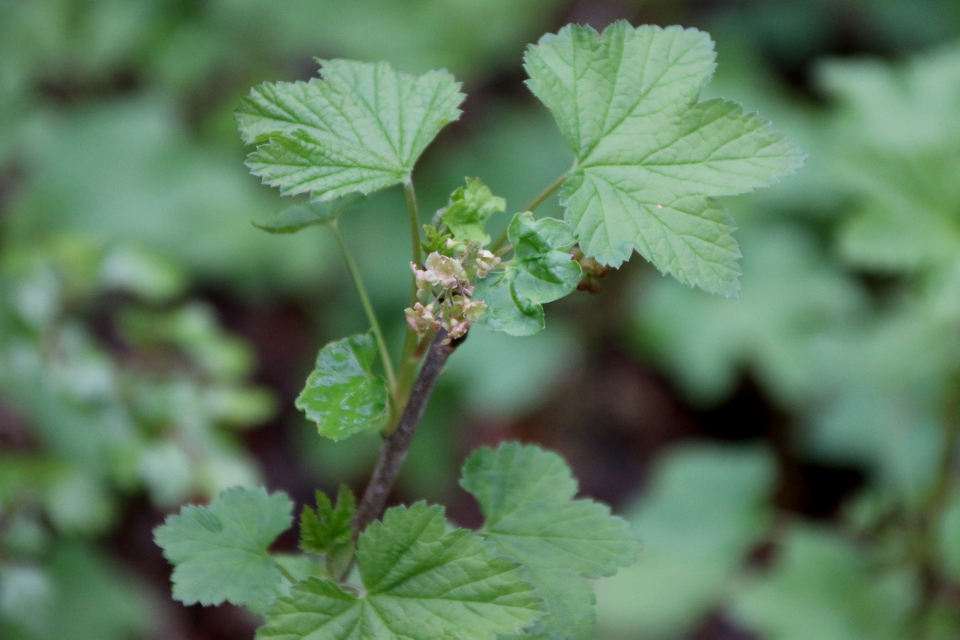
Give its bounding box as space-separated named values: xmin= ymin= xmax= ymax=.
xmin=351 ymin=330 xmax=458 ymax=540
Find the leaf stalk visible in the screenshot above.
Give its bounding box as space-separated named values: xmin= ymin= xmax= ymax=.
xmin=329 ymin=221 xmax=397 ymax=394
xmin=489 ymin=172 xmax=568 ymax=253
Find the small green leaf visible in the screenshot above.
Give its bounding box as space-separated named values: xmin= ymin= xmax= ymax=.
xmin=237 ymin=59 xmax=464 ymax=201
xmin=421 ymin=224 xmax=452 ymax=255
xmin=257 ymin=503 xmax=544 ymax=640
xmin=461 ymin=443 xmax=638 ymax=640
xmin=253 ymin=196 xmax=360 ymax=234
xmin=525 ymin=22 xmax=803 ymax=295
xmin=441 ymin=178 xmax=507 ymax=244
xmin=473 ymin=269 xmax=544 ymax=337
xmin=299 ymin=486 xmax=355 ymax=555
xmin=474 ymin=213 xmax=581 ymax=337
xmin=153 ymin=487 xmax=293 ymax=610
xmin=295 ymin=334 xmax=389 ymax=441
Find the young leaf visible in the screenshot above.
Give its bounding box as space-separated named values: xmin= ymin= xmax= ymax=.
xmin=525 ymin=22 xmax=804 ymax=296
xmin=237 ymin=60 xmax=465 ymax=201
xmin=153 ymin=487 xmax=294 ymax=610
xmin=299 ymin=486 xmax=355 ymax=555
xmin=441 ymin=177 xmax=506 ymax=244
xmin=474 ymin=213 xmax=581 ymax=336
xmin=253 ymin=196 xmax=360 ymax=234
xmin=295 ymin=334 xmax=389 ymax=441
xmin=257 ymin=503 xmax=544 ymax=640
xmin=461 ymin=443 xmax=638 ymax=640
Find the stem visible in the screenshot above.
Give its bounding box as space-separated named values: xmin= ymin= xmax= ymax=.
xmin=352 ymin=330 xmax=458 ymax=540
xmin=387 ymin=176 xmax=429 ymax=430
xmin=404 ymin=178 xmax=422 ymax=267
xmin=330 ymin=221 xmax=397 ymax=394
xmin=489 ymin=173 xmax=568 ymax=252
xmin=908 ymin=373 xmax=960 ymax=640
xmin=276 ymin=561 xmax=297 ymax=584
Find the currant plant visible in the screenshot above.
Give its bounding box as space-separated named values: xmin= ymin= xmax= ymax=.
xmin=154 ymin=21 xmax=802 ymax=640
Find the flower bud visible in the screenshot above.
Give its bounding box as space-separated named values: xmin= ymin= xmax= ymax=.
xmin=474 ymin=250 xmax=501 ymax=278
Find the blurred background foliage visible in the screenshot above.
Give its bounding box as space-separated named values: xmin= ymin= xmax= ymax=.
xmin=2 ymin=0 xmax=960 ymax=639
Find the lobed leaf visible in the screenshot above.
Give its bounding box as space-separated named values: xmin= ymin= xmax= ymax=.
xmin=441 ymin=177 xmax=506 ymax=244
xmin=237 ymin=59 xmax=464 ymax=201
xmin=299 ymin=486 xmax=355 ymax=556
xmin=153 ymin=487 xmax=293 ymax=611
xmin=295 ymin=334 xmax=389 ymax=441
xmin=525 ymin=22 xmax=804 ymax=295
xmin=257 ymin=503 xmax=544 ymax=640
xmin=461 ymin=443 xmax=638 ymax=640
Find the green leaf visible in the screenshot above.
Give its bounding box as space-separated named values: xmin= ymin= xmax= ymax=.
xmin=474 ymin=213 xmax=581 ymax=337
xmin=731 ymin=526 xmax=913 ymax=640
xmin=299 ymin=487 xmax=355 ymax=578
xmin=525 ymin=22 xmax=803 ymax=295
xmin=253 ymin=196 xmax=360 ymax=234
xmin=634 ymin=222 xmax=865 ymax=405
xmin=461 ymin=443 xmax=637 ymax=640
xmin=237 ymin=59 xmax=465 ymax=201
xmin=441 ymin=178 xmax=506 ymax=244
xmin=299 ymin=486 xmax=355 ymax=555
xmin=816 ymin=47 xmax=960 ymax=276
xmin=511 ymin=213 xmax=580 ymax=288
xmin=153 ymin=487 xmax=294 ymax=610
xmin=595 ymin=443 xmax=775 ymax=639
xmin=295 ymin=334 xmax=389 ymax=441
xmin=257 ymin=503 xmax=544 ymax=640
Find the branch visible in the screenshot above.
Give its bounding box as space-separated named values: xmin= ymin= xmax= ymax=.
xmin=351 ymin=329 xmax=458 ymax=539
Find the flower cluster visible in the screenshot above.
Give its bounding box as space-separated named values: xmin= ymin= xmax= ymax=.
xmin=405 ymin=245 xmax=500 ymax=341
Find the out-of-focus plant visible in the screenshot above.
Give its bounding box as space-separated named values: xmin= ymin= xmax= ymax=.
xmin=0 ymin=236 xmax=275 ymax=640
xmin=621 ymin=39 xmax=960 ymax=640
xmin=153 ymin=21 xmax=801 ymax=640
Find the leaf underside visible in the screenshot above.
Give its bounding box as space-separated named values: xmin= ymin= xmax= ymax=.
xmin=525 ymin=21 xmax=804 ymax=296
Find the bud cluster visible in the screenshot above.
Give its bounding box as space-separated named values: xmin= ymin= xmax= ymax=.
xmin=572 ymin=247 xmax=612 ymax=294
xmin=405 ymin=242 xmax=501 ymax=341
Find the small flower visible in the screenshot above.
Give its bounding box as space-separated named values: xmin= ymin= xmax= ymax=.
xmin=463 ymin=300 xmax=487 ymax=322
xmin=404 ymin=302 xmax=440 ymax=337
xmin=447 ymin=321 xmax=471 ymax=340
xmin=474 ymin=249 xmax=501 ymax=278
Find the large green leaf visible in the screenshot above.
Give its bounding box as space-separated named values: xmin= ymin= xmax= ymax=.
xmin=474 ymin=213 xmax=581 ymax=337
xmin=295 ymin=334 xmax=389 ymax=441
xmin=257 ymin=503 xmax=544 ymax=640
xmin=461 ymin=443 xmax=637 ymax=640
xmin=153 ymin=487 xmax=294 ymax=611
xmin=525 ymin=22 xmax=803 ymax=295
xmin=237 ymin=59 xmax=464 ymax=201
